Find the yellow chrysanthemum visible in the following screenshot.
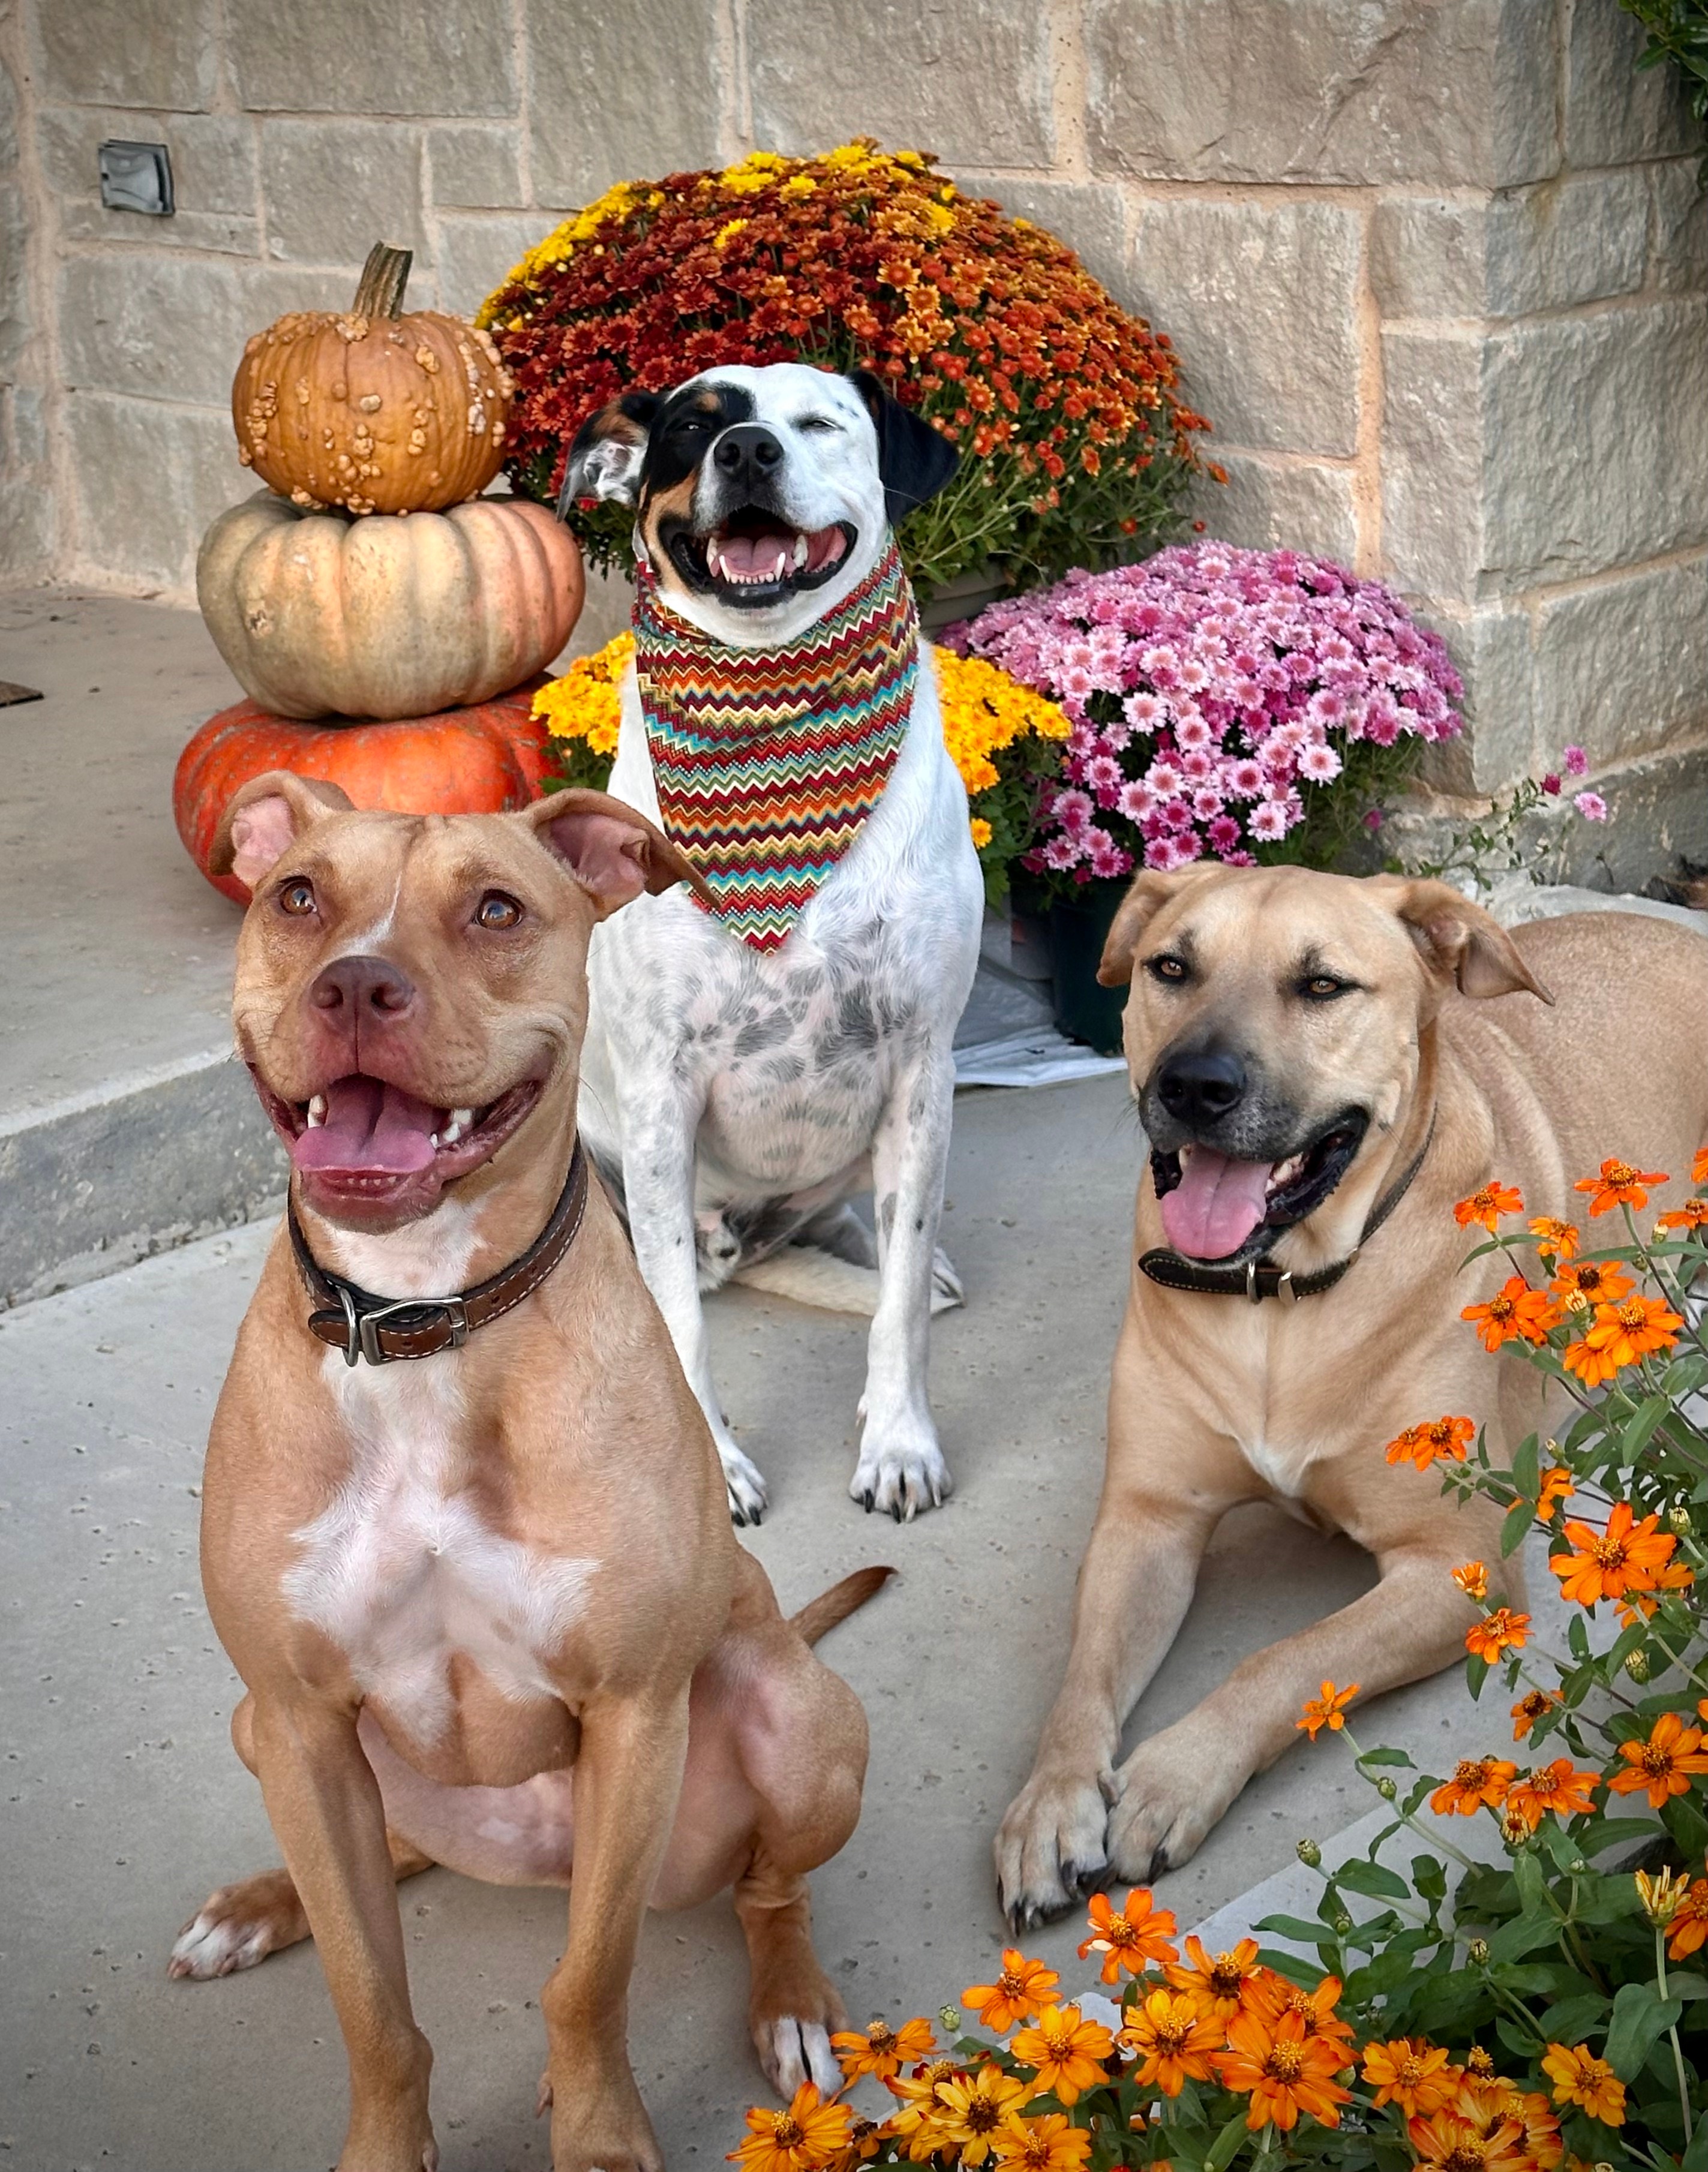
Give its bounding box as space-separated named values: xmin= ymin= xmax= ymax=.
xmin=532 ymin=632 xmax=634 ymax=760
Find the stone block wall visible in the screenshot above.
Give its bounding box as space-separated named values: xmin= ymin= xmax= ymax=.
xmin=4 ymin=0 xmax=1706 ymax=842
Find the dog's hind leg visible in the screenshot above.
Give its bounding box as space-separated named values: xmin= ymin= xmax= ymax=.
xmin=168 ymin=1830 xmax=434 ymax=1980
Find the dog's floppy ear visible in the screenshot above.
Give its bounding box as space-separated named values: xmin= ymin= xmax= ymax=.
xmin=850 ymin=369 xmax=959 ymax=525
xmin=520 ymin=788 xmax=712 ymax=920
xmin=211 ymin=770 xmax=355 ymax=894
xmin=558 ymin=391 xmax=662 ymax=515
xmin=1096 ymin=864 xmax=1221 ymax=987
xmin=1386 ymin=878 xmax=1555 ymax=1003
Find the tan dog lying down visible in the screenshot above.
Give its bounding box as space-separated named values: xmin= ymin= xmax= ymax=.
xmin=998 ymin=866 xmax=1708 ymax=1930
xmin=171 ymin=771 xmax=885 ymax=2172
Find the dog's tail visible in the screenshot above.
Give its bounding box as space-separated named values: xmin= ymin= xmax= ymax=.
xmin=790 ymin=1565 xmax=897 ymax=1647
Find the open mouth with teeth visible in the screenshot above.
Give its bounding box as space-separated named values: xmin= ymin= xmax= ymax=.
xmin=1149 ymin=1111 xmax=1370 ymax=1263
xmin=252 ymin=1071 xmax=543 ymax=1220
xmin=664 ymin=507 xmax=855 ymax=605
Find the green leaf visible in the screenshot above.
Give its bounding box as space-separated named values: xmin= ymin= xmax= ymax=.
xmin=1203 ymin=2107 xmax=1251 ymax=2172
xmin=1537 ymin=1991 xmax=1609 ymax=2046
xmin=1335 ymin=1857 xmax=1412 ymax=1901
xmin=1413 ymin=1855 xmax=1448 ymax=1903
xmin=1569 ymin=1614 xmax=1590 ymax=1660
xmin=1466 ymin=1653 xmax=1490 ymax=1701
xmin=1511 ymin=1431 xmax=1541 ymax=1498
xmin=1254 ymin=1915 xmax=1339 ymax=1955
xmin=1682 ymin=2118 xmax=1708 ymax=2172
xmin=1501 ymin=1497 xmax=1536 ymax=1557
xmin=1356 ymin=1747 xmax=1415 ymax=1768
xmin=1620 ymin=1393 xmax=1674 ymax=1459
xmin=1604 ymin=1979 xmax=1683 ymax=2082
xmin=1512 ymin=1848 xmax=1550 ymax=1914
xmin=1665 ymin=1792 xmax=1708 ymax=1861
xmin=1577 ymin=1815 xmax=1663 ymax=1858
xmin=1485 ymin=1911 xmax=1566 ymax=1964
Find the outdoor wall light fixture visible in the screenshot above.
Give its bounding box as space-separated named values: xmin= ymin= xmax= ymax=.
xmin=98 ymin=141 xmax=174 ymax=216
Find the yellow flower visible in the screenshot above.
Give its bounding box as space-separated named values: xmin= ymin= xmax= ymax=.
xmin=990 ymin=2111 xmax=1093 ymax=2170
xmin=1008 ymin=2002 xmax=1115 ymax=2105
xmin=1541 ymin=2042 xmax=1625 ymax=2125
xmin=1118 ymin=1987 xmax=1223 ymax=2095
xmin=831 ymin=2014 xmax=935 ymax=2083
xmin=969 ymin=816 xmax=993 ymax=849
xmin=728 ymin=2081 xmax=853 ymax=2171
xmin=713 ymin=217 xmax=751 ymax=250
xmin=933 ymin=650 xmax=1071 ymax=798
xmin=533 ymin=632 xmax=634 ymax=761
xmin=929 ymin=2065 xmax=1032 ymax=2165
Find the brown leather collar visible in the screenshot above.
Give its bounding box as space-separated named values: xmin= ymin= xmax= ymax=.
xmin=289 ymin=1138 xmax=590 ymax=1365
xmin=1137 ymin=1110 xmax=1435 ymax=1305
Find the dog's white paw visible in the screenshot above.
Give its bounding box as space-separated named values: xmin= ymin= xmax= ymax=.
xmin=721 ymin=1441 xmax=770 ymax=1527
xmin=1105 ymin=1726 xmax=1241 ymax=1884
xmin=993 ymin=1767 xmax=1111 ymax=1933
xmin=930 ymin=1246 xmax=964 ymax=1313
xmin=850 ymin=1417 xmax=951 ymax=1521
xmin=167 ymin=1870 xmax=308 ymax=1979
xmin=762 ymin=2017 xmax=842 ymax=2098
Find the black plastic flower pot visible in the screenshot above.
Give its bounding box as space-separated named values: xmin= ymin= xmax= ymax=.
xmin=1041 ymin=880 xmax=1130 ymax=1056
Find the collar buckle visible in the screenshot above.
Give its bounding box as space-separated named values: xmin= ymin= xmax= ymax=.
xmin=334 ymin=1290 xmax=470 ymax=1368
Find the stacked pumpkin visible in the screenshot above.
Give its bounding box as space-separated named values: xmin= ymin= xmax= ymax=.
xmin=177 ymin=243 xmax=584 ymax=900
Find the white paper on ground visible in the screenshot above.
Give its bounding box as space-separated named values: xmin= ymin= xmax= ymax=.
xmin=954 ymin=1028 xmax=1128 ymax=1089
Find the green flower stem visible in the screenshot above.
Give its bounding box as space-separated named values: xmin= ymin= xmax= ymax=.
xmin=1340 ymin=1727 xmax=1482 ymax=1874
xmin=1657 ymin=1925 xmax=1695 ymax=2146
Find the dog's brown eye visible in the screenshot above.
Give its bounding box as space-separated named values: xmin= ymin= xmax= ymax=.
xmin=475 ymin=891 xmax=523 ymax=931
xmin=1304 ymin=975 xmax=1347 ymax=999
xmin=277 ymin=878 xmax=316 ymax=917
xmin=1148 ymin=955 xmax=1188 ymax=983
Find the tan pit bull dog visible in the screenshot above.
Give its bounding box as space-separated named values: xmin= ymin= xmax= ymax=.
xmin=997 ymin=864 xmax=1708 ymax=1930
xmin=170 ymin=770 xmax=887 ymax=2172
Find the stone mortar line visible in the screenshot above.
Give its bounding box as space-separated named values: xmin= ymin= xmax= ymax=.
xmin=1499 ymin=536 xmax=1708 ymax=609
xmin=1046 ymin=0 xmax=1090 ymax=179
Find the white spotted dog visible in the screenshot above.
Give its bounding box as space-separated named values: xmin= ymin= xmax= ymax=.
xmin=560 ymin=362 xmax=983 ymax=1525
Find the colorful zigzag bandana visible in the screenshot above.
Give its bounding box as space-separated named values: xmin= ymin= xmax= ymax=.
xmin=632 ymin=543 xmax=919 ymax=951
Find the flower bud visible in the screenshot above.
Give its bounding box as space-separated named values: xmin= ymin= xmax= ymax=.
xmin=1332 ymin=1912 xmax=1353 ymax=1935
xmin=938 ymin=2005 xmax=960 ymax=2035
xmin=1625 ymin=1648 xmax=1651 ymax=1682
xmin=1671 ymin=1506 xmax=1693 ymax=1537
xmin=1636 ymin=1866 xmax=1688 ymax=1927
xmin=1467 ymin=1939 xmax=1490 ymax=1966
xmin=1296 ymin=1838 xmax=1322 ymax=1868
xmin=1377 ymin=1777 xmax=1398 ymax=1800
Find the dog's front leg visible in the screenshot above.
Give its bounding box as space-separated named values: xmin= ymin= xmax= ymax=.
xmin=249 ymin=1693 xmax=436 ymax=2172
xmin=617 ymin=1078 xmax=769 ymax=1523
xmin=541 ymin=1686 xmax=690 ymax=2172
xmin=851 ymin=1041 xmax=957 ymax=1519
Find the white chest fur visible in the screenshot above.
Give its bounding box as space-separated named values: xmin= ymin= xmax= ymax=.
xmin=283 ymin=1357 xmax=595 ymax=1743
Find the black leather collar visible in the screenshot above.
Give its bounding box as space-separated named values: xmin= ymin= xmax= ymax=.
xmin=289 ymin=1138 xmax=589 ymax=1365
xmin=1137 ymin=1111 xmax=1436 ymax=1305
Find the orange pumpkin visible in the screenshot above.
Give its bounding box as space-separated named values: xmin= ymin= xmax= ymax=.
xmin=175 ymin=682 xmax=553 ymax=903
xmin=232 ymin=242 xmax=512 ymax=515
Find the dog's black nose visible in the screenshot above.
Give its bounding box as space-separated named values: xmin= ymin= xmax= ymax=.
xmin=310 ymin=953 xmax=416 ymax=1020
xmin=713 ymin=425 xmax=785 ymax=487
xmin=1156 ymin=1048 xmax=1246 ymax=1126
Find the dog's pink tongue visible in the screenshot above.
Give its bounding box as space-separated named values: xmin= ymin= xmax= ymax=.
xmin=718 ymin=530 xmax=793 ymax=579
xmin=1160 ymin=1148 xmax=1275 ymax=1259
xmin=292 ymin=1077 xmax=440 ymax=1176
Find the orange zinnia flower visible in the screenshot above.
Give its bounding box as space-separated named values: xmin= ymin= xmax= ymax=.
xmin=1008 ymin=2003 xmax=1114 ymax=2107
xmin=1297 ymin=1680 xmax=1359 ymax=1740
xmin=1243 ymin=1972 xmax=1355 ymax=2047
xmin=1574 ymin=1157 xmax=1668 ymax=1216
xmin=1541 ymin=2042 xmax=1625 ymax=2125
xmin=1550 ymin=1256 xmax=1633 ymax=1305
xmin=1533 ymin=1465 xmax=1574 ymax=1519
xmin=1431 ymin=1756 xmax=1517 ymax=1816
xmin=1465 ymin=1608 xmax=1530 ymax=1663
xmin=1078 ymin=1888 xmax=1177 ymax=1981
xmin=1361 ymin=2037 xmax=1459 ymax=2116
xmin=929 ymin=2065 xmax=1032 ymax=2165
xmin=1503 ymin=1759 xmax=1600 ymax=1832
xmin=1461 ymin=1276 xmax=1560 ymax=1351
xmin=1693 ymin=1144 xmax=1708 ymax=1185
xmin=1452 ymin=1560 xmax=1489 ymax=1602
xmin=1455 ymin=1182 xmax=1524 ymax=1232
xmin=1658 ymin=1198 xmax=1708 ymax=1233
xmin=730 ymin=2083 xmax=853 ymax=2172
xmin=1616 ymin=1556 xmax=1695 ymax=1628
xmin=1385 ymin=1414 xmax=1476 ymax=1471
xmin=1215 ymin=2008 xmax=1352 ymax=2132
xmin=1563 ymin=1291 xmax=1684 ymax=1385
xmin=1452 ymin=2077 xmax=1559 ymax=2170
xmin=989 ymin=2112 xmax=1092 ymax=2171
xmin=1118 ymin=1987 xmax=1223 ymax=2096
xmin=1528 ymin=1216 xmax=1580 ymax=1261
xmin=1407 ymin=2105 xmax=1530 ymax=2172
xmin=832 ymin=2014 xmax=936 ymax=2082
xmin=1511 ymin=1687 xmax=1561 ymax=1741
xmin=1667 ymin=1876 xmax=1708 ymax=1960
xmin=884 ymin=2059 xmax=963 ymax=2150
xmin=1163 ymin=1933 xmax=1263 ymax=2023
xmin=1607 ymin=1710 xmax=1708 ymax=1808
xmin=963 ymin=1951 xmax=1059 ymax=2035
xmin=1550 ymin=1499 xmax=1677 ymax=1606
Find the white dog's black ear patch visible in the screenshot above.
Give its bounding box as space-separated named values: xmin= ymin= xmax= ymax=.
xmin=851 ymin=369 xmax=960 ymax=525
xmin=559 ymin=392 xmax=662 ymax=514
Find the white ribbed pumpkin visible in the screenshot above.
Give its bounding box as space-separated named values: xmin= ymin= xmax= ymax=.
xmin=196 ymin=492 xmax=584 ymax=722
